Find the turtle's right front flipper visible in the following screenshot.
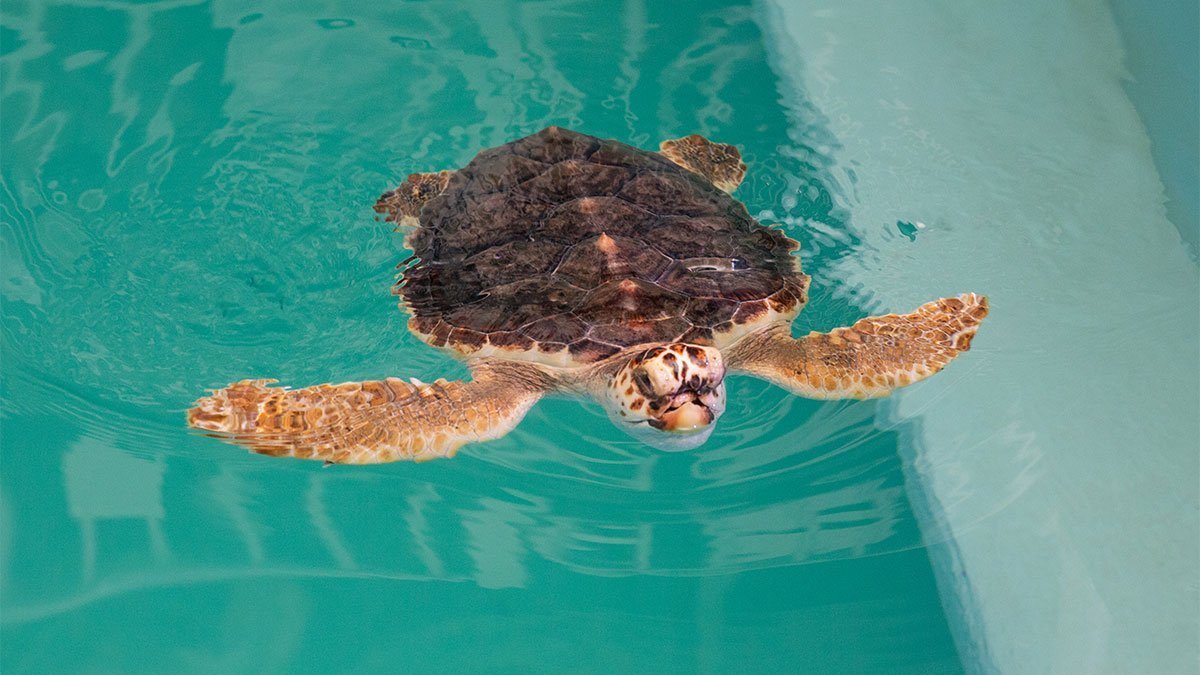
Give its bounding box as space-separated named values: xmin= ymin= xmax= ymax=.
xmin=188 ymin=362 xmax=550 ymax=464
xmin=373 ymin=170 xmax=453 ymax=229
xmin=659 ymin=135 xmax=746 ymax=193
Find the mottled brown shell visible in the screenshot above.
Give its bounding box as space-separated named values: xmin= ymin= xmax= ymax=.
xmin=399 ymin=127 xmax=809 ymax=365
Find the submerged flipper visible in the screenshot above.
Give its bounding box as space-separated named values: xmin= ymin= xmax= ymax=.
xmin=659 ymin=135 xmax=747 ymax=193
xmin=729 ymin=294 xmax=988 ymax=399
xmin=187 ymin=362 xmax=550 ymax=463
xmin=373 ymin=170 xmax=453 ymax=229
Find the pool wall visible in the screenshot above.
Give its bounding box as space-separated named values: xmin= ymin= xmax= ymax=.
xmin=761 ymin=0 xmax=1200 ymax=672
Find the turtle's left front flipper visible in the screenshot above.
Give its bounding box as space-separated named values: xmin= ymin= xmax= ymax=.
xmin=187 ymin=362 xmax=551 ymax=464
xmin=729 ymin=294 xmax=988 ymax=400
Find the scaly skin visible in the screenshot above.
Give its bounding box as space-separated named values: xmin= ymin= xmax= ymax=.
xmin=728 ymin=294 xmax=989 ymax=399
xmin=659 ymin=134 xmax=747 ymax=193
xmin=188 ymin=362 xmax=551 ymax=464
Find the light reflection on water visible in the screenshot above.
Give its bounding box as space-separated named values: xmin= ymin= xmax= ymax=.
xmin=2 ymin=0 xmax=969 ymax=671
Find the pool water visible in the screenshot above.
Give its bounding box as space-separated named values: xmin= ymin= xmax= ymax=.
xmin=2 ymin=1 xmax=1196 ymax=673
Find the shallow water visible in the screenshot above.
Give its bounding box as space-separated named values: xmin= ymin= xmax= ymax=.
xmin=2 ymin=1 xmax=1195 ymax=673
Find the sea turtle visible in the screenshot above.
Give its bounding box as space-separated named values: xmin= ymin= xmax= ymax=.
xmin=188 ymin=127 xmax=988 ymax=463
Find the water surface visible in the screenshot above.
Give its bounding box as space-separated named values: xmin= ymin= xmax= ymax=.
xmin=2 ymin=1 xmax=960 ymax=672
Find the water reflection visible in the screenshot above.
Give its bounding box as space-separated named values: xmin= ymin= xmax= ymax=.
xmin=0 ymin=391 xmax=921 ymax=622
xmin=62 ymin=436 xmax=168 ymax=582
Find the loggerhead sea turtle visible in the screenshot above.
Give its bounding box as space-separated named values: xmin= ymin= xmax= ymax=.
xmin=188 ymin=127 xmax=988 ymax=463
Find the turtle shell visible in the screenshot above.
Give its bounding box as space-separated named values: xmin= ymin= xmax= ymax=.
xmin=399 ymin=127 xmax=809 ymax=366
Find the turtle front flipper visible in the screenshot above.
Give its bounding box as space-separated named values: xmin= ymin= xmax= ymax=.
xmin=187 ymin=362 xmax=551 ymax=464
xmin=659 ymin=135 xmax=747 ymax=193
xmin=373 ymin=170 xmax=454 ymax=229
xmin=729 ymin=294 xmax=988 ymax=399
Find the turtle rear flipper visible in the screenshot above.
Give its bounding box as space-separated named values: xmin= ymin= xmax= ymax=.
xmin=187 ymin=362 xmax=550 ymax=463
xmin=729 ymin=294 xmax=988 ymax=399
xmin=659 ymin=135 xmax=746 ymax=193
xmin=374 ymin=170 xmax=454 ymax=229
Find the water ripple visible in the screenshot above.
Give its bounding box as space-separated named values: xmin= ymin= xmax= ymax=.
xmin=2 ymin=0 xmax=951 ymax=626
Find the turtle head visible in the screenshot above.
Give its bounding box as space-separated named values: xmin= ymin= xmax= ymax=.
xmin=605 ymin=343 xmax=726 ymax=451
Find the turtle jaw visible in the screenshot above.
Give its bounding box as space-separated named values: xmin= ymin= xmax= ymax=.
xmin=650 ymin=400 xmax=714 ymax=432
xmin=620 ymin=416 xmax=718 ymax=452
xmin=611 ymin=393 xmax=723 ymax=451
xmin=644 ymin=389 xmax=725 ymax=432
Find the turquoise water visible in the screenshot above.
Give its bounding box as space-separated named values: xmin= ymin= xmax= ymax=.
xmin=2 ymin=1 xmax=1196 ymax=673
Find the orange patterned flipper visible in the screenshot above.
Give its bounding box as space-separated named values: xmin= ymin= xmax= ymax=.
xmin=659 ymin=135 xmax=747 ymax=193
xmin=187 ymin=362 xmax=550 ymax=464
xmin=728 ymin=294 xmax=988 ymax=400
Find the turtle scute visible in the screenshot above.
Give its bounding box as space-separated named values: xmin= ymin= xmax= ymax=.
xmin=553 ymin=234 xmax=673 ymax=288
xmin=397 ymin=127 xmax=809 ymax=364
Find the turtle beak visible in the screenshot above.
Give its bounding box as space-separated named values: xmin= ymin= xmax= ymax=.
xmin=647 ymin=387 xmax=722 ymax=433
xmin=656 ymin=400 xmax=714 ymax=432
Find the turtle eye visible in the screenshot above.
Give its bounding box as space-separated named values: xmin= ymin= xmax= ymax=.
xmin=632 ymin=370 xmax=654 ymax=396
